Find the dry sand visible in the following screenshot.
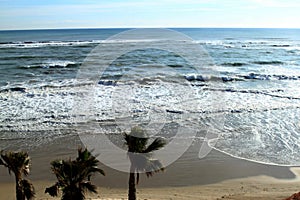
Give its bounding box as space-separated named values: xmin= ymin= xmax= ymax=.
xmin=1 ymin=171 xmax=300 ymax=200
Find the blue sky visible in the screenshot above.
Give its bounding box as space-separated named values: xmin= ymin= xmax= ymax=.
xmin=0 ymin=0 xmax=300 ymax=30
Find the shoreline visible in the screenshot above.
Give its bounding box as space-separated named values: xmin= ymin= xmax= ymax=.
xmin=1 ymin=135 xmax=299 ymax=199
xmin=211 ymin=146 xmax=300 ymax=168
xmin=1 ymin=135 xmax=295 ymax=184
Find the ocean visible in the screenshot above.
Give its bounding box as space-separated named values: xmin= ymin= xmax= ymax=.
xmin=1 ymin=28 xmax=300 ymax=166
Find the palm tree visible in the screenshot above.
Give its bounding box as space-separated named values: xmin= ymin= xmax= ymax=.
xmin=45 ymin=148 xmax=105 ymax=200
xmin=124 ymin=126 xmax=166 ymax=200
xmin=0 ymin=151 xmax=35 ymax=200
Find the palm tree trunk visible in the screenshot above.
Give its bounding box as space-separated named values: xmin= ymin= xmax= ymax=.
xmin=15 ymin=175 xmax=24 ymax=200
xmin=128 ymin=170 xmax=136 ymax=200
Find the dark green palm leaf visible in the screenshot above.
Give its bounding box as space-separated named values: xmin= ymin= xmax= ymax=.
xmin=46 ymin=148 xmax=104 ymax=200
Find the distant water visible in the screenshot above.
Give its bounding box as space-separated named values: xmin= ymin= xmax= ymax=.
xmin=1 ymin=28 xmax=300 ymax=166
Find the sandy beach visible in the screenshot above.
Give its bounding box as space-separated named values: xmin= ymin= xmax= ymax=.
xmin=1 ymin=170 xmax=300 ymax=200
xmin=1 ymin=135 xmax=299 ymax=200
xmin=1 ymin=27 xmax=300 ymax=200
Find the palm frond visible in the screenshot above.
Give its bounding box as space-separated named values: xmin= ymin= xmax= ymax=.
xmin=143 ymin=138 xmax=166 ymax=153
xmin=0 ymin=151 xmax=31 ymax=176
xmin=94 ymin=168 xmax=105 ymax=176
xmin=80 ymin=181 xmax=97 ymax=194
xmin=0 ymin=154 xmax=12 ymax=175
xmin=125 ymin=127 xmax=167 ymax=200
xmin=124 ymin=133 xmax=148 ymax=153
xmin=1 ymin=153 xmax=15 ymax=174
xmin=128 ymin=153 xmax=148 ymax=171
xmin=50 ymin=161 xmax=65 ymax=182
xmin=21 ymin=179 xmax=35 ymax=200
xmin=47 ymin=148 xmax=104 ymax=200
xmin=0 ymin=156 xmax=5 ymax=166
xmin=45 ymin=184 xmax=59 ymax=197
xmin=145 ymin=159 xmax=164 ymax=178
xmin=125 ymin=127 xmax=166 ymax=178
xmin=77 ymin=148 xmax=91 ymax=162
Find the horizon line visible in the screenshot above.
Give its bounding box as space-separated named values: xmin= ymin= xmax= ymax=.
xmin=1 ymin=26 xmax=300 ymax=31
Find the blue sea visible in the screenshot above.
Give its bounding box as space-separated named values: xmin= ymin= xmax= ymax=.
xmin=1 ymin=28 xmax=300 ymax=166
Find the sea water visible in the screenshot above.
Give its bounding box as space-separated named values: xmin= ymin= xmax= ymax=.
xmin=0 ymin=28 xmax=300 ymax=166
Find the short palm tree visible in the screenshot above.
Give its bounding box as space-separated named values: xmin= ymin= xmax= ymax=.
xmin=124 ymin=126 xmax=166 ymax=200
xmin=0 ymin=151 xmax=35 ymax=200
xmin=45 ymin=148 xmax=105 ymax=200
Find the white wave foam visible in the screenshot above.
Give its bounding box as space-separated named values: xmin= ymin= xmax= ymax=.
xmin=41 ymin=60 xmax=76 ymax=68
xmin=0 ymin=39 xmax=176 ymax=49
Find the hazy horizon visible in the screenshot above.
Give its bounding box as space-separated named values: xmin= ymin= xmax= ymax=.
xmin=1 ymin=0 xmax=300 ymax=30
xmin=1 ymin=27 xmax=300 ymax=32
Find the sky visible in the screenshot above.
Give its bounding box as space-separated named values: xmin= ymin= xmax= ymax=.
xmin=0 ymin=0 xmax=300 ymax=30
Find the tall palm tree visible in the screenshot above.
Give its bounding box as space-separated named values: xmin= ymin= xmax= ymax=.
xmin=0 ymin=151 xmax=35 ymax=200
xmin=124 ymin=127 xmax=166 ymax=200
xmin=45 ymin=148 xmax=105 ymax=200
